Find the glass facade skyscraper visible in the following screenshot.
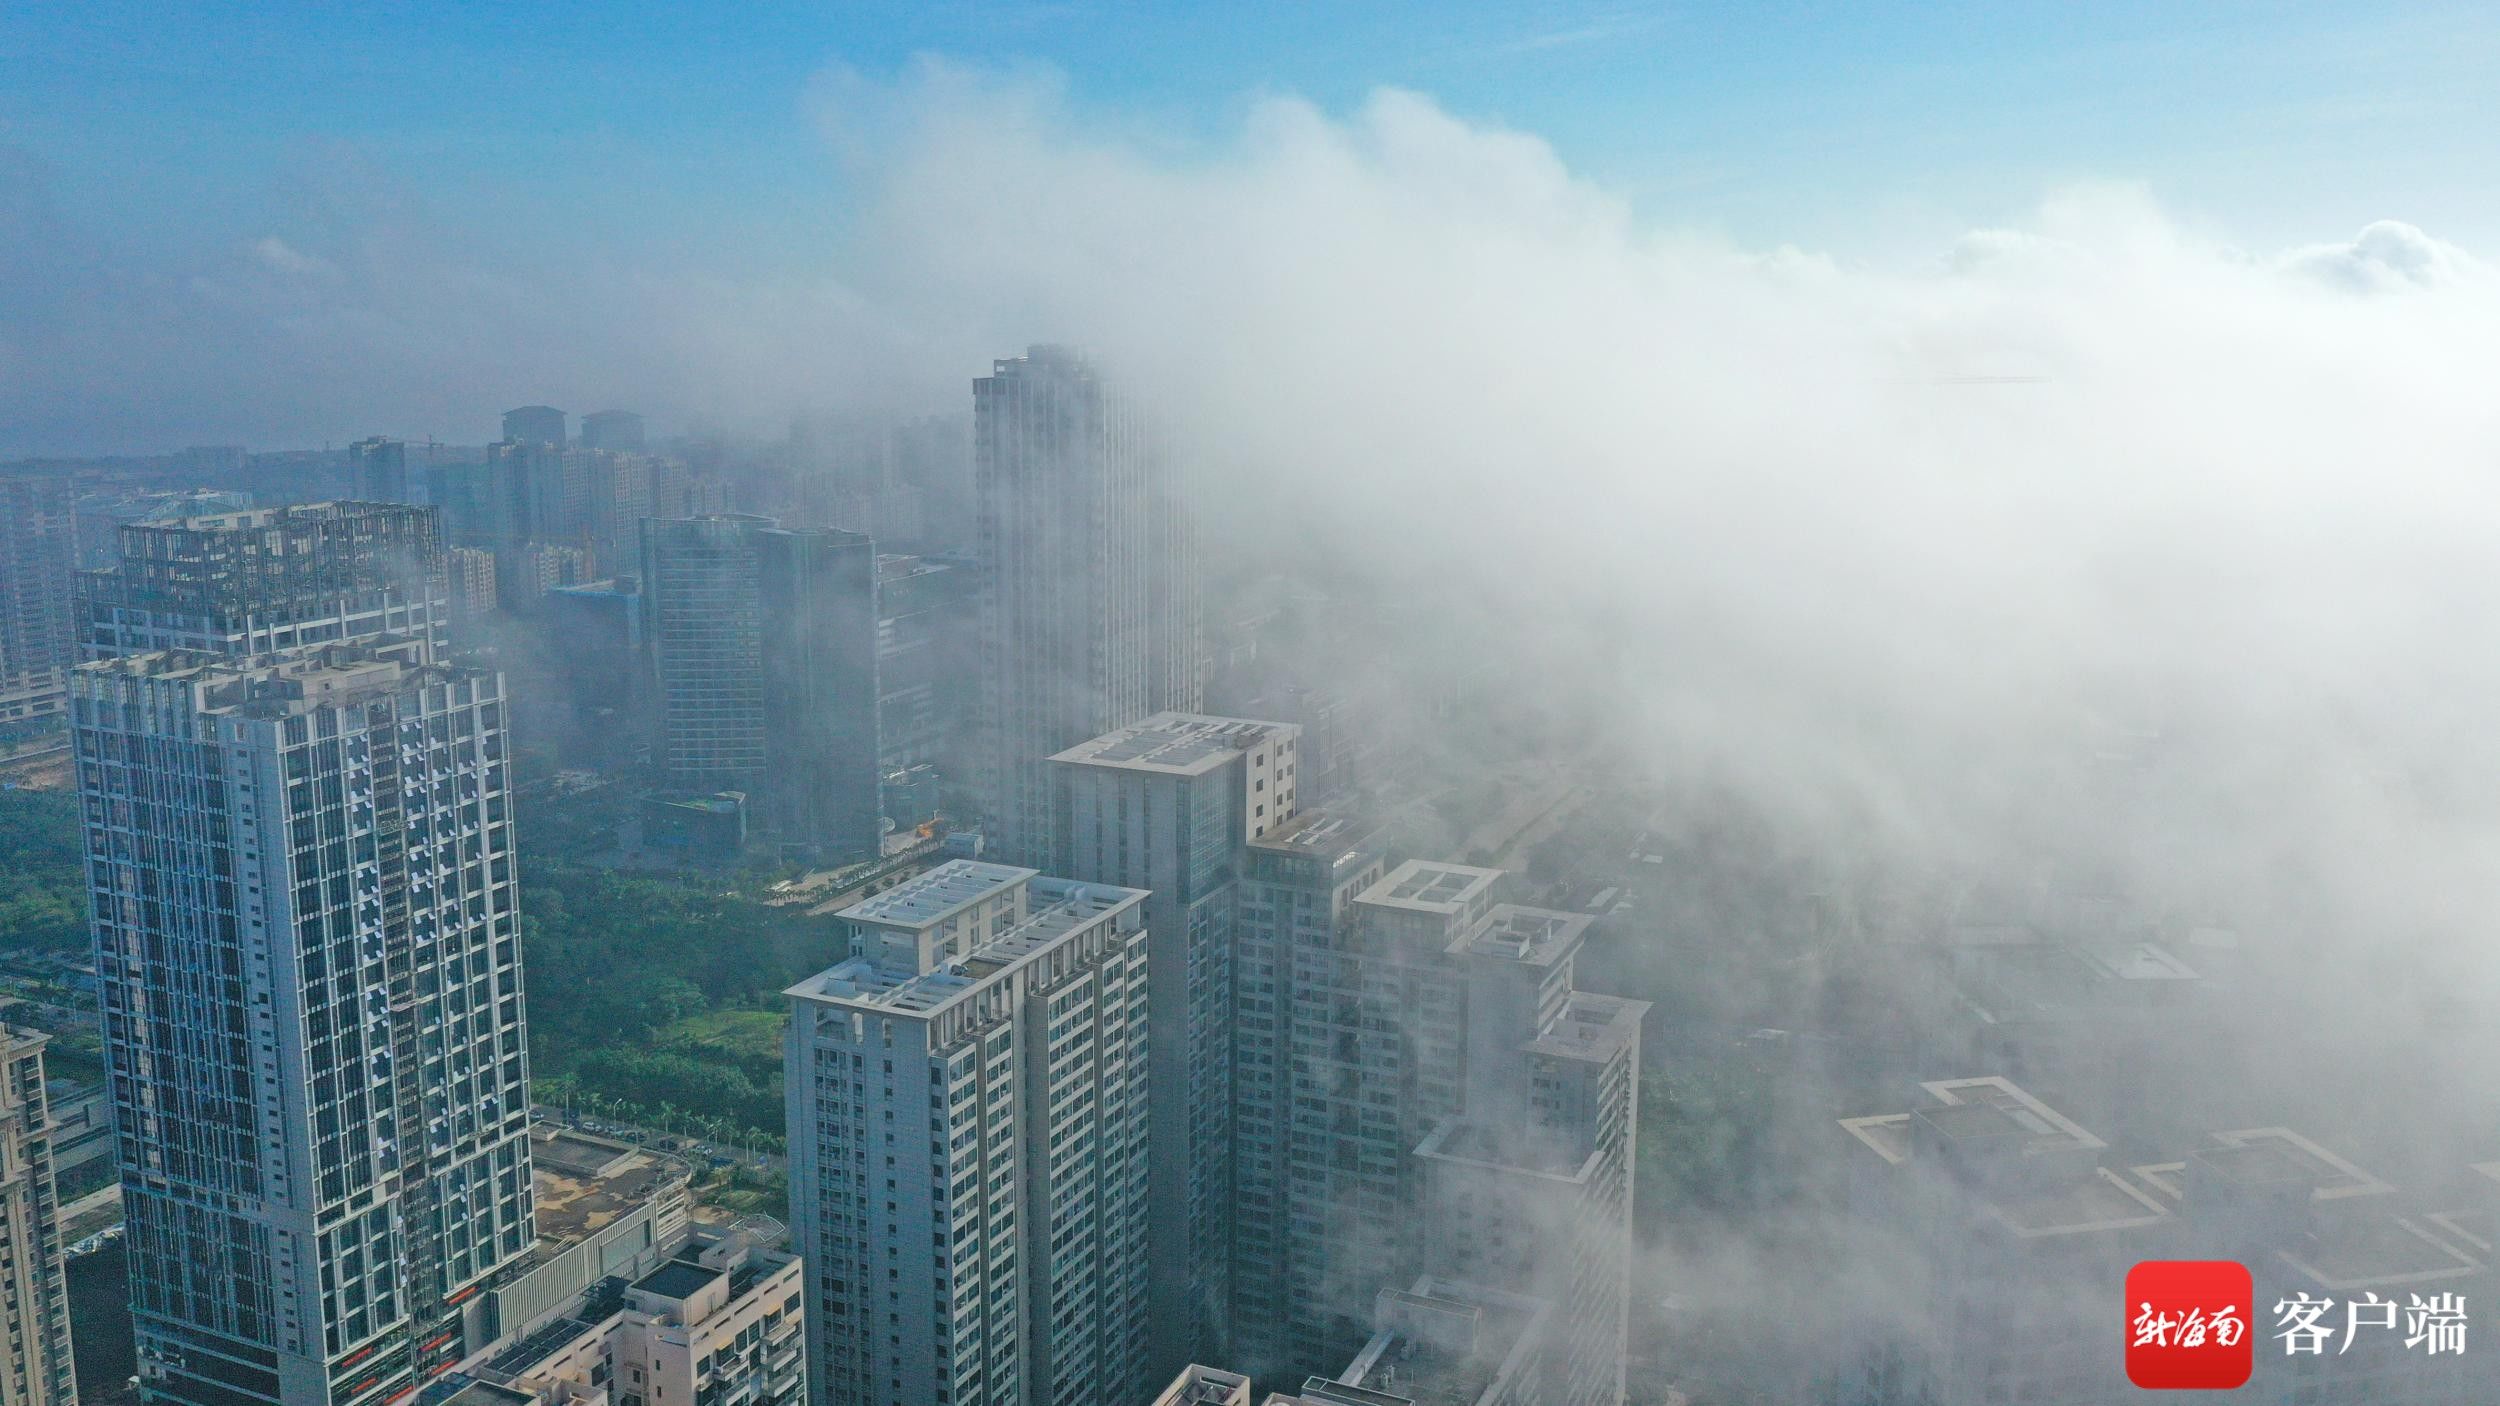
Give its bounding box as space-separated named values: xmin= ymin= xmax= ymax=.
xmin=972 ymin=347 xmax=1202 ymax=871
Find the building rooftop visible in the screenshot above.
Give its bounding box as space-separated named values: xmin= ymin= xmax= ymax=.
xmin=484 ymin=1302 xmax=611 ymax=1378
xmin=2119 ymin=1139 xmax=2481 ymax=1290
xmin=1049 ymin=712 xmax=1295 ymax=776
xmin=2176 ymin=1127 xmax=2393 ymax=1202
xmin=1248 ymin=809 xmax=1374 ymax=861
xmin=1954 ymin=939 xmax=2203 ymax=1031
xmin=2422 ymin=1206 xmax=2497 ymax=1256
xmin=1985 ymin=1168 xmax=2173 ymax=1239
xmin=1359 ymin=861 xmax=1502 ymax=916
xmin=73 ymin=642 xmax=469 ymax=717
xmin=1845 ymin=1078 xmax=2110 ymax=1171
xmin=1452 ymin=906 xmax=1588 ymax=967
xmin=1521 ymin=992 xmax=1648 ymax=1064
xmin=838 ymin=859 xmax=1035 ymax=930
xmin=1415 ymin=1118 xmax=1599 ymax=1181
xmin=1839 ymin=1114 xmax=1917 ymax=1167
xmin=522 ymin=1131 xmax=682 ymax=1257
xmin=1914 ymin=1077 xmax=2107 ymax=1154
xmin=1150 ymin=1366 xmax=1253 ymax=1406
xmin=434 ymin=1381 xmax=538 ymax=1406
xmin=1845 ymin=1080 xmax=2173 ymax=1241
xmin=126 ymin=499 xmax=423 ymax=534
xmin=2281 ymin=1215 xmax=2481 ymax=1291
xmin=1312 ymin=1279 xmax=1550 ymax=1406
xmin=791 ymin=876 xmax=1146 ymax=1018
xmin=632 ymin=1258 xmax=724 ymax=1304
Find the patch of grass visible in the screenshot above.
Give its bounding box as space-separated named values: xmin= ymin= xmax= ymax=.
xmin=661 ymin=1008 xmax=787 ymax=1063
xmin=698 ymin=1163 xmax=790 ymax=1222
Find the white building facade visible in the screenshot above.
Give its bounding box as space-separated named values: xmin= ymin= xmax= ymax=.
xmin=75 ymin=644 xmax=534 ymax=1406
xmin=786 ymin=861 xmax=1152 ymax=1406
xmin=1051 ymin=714 xmax=1299 ymax=1371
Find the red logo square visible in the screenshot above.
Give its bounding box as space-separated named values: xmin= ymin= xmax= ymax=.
xmin=2127 ymin=1260 xmax=2255 ymax=1389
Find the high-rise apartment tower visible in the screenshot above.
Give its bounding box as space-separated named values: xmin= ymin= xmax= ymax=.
xmin=75 ymin=643 xmax=534 ymax=1406
xmin=0 ymin=477 xmax=79 ymax=732
xmin=785 ymin=861 xmax=1152 ymax=1406
xmin=0 ymin=1029 xmax=76 ymax=1406
xmin=1052 ymin=714 xmax=1300 ymax=1371
xmin=640 ymin=515 xmax=881 ymax=859
xmin=972 ymin=346 xmax=1201 ymax=869
xmin=500 ymin=407 xmax=566 ymax=448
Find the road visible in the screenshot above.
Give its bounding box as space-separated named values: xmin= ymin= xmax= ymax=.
xmin=58 ymin=1181 xmax=121 ymax=1235
xmin=533 ymin=1105 xmax=787 ymax=1175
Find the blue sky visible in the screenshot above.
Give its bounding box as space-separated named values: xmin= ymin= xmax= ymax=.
xmin=4 ymin=1 xmax=2497 ymax=453
xmin=6 ymin=0 xmax=2496 ymax=268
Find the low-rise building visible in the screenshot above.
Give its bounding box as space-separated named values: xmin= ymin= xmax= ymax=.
xmin=2133 ymin=1128 xmax=2482 ymax=1405
xmin=438 ymin=1228 xmax=803 ymax=1406
xmin=1172 ymin=1277 xmax=1554 ymax=1406
xmin=1834 ymin=1080 xmax=2491 ymax=1405
xmin=1834 ymin=1077 xmax=2173 ymax=1405
xmin=463 ymin=1129 xmax=694 ymax=1357
xmin=1146 ymin=1365 xmax=1250 ymax=1406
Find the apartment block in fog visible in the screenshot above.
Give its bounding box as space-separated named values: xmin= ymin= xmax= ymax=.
xmin=972 ymin=345 xmax=1202 ymax=870
xmin=873 ymin=554 xmax=977 ymax=833
xmin=502 ymin=406 xmax=567 ymax=448
xmin=577 ymin=410 xmax=645 ymax=453
xmin=0 ymin=476 xmax=79 ymax=733
xmin=446 ymin=547 xmax=501 ymax=627
xmin=1272 ymin=861 xmax=1502 ymax=1364
xmin=0 ymin=1029 xmax=76 ymax=1406
xmin=1239 ymin=858 xmax=1645 ymax=1406
xmin=75 ymin=643 xmax=534 ymax=1406
xmin=785 ymin=861 xmax=1152 ymax=1406
xmin=1413 ymin=905 xmax=1647 ymax=1406
xmin=1052 ymin=714 xmax=1299 ymax=1371
xmin=486 ymin=440 xmax=590 ymax=554
xmin=1227 ymin=811 xmax=1388 ymax=1375
xmin=76 ymin=502 xmax=447 ymax=662
xmin=1254 ymin=1277 xmax=1557 ymax=1406
xmin=640 ymin=515 xmax=881 ymax=860
xmin=349 ymin=437 xmax=410 ymax=504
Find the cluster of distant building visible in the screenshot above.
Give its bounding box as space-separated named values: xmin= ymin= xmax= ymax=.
xmin=0 ymin=345 xmax=1649 ymax=1406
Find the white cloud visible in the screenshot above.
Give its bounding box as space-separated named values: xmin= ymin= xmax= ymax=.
xmin=788 ymin=71 xmax=2500 ymax=1083
xmin=251 ymin=235 xmax=336 ymax=278
xmin=9 ymin=76 xmax=2500 ymax=1077
xmin=2280 ymin=217 xmax=2485 ymax=292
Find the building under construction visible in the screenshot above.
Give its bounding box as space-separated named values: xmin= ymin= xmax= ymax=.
xmin=76 ymin=500 xmax=448 ymax=661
